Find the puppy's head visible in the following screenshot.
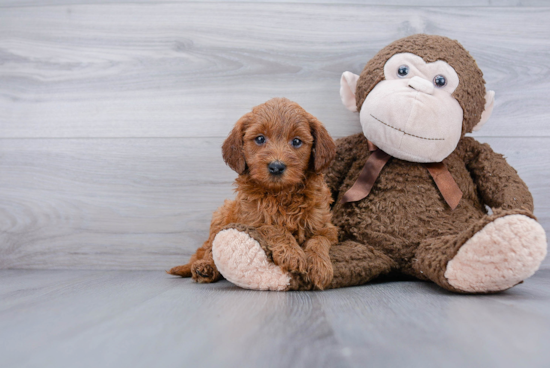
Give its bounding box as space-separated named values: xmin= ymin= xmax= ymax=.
xmin=222 ymin=98 xmax=335 ymax=189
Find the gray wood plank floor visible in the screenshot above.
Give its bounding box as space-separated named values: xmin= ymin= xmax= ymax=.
xmin=1 ymin=269 xmax=549 ymax=368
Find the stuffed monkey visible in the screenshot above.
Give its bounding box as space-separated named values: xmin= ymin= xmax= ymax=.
xmin=211 ymin=34 xmax=547 ymax=293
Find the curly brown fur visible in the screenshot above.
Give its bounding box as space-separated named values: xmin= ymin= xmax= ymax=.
xmin=168 ymin=98 xmax=338 ymax=289
xmin=255 ymin=225 xmax=308 ymax=275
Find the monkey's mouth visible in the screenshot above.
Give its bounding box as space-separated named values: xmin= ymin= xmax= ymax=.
xmin=370 ymin=114 xmax=445 ymax=141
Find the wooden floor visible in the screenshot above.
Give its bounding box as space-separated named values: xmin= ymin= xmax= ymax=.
xmin=1 ymin=1 xmax=550 ymax=367
xmin=1 ymin=268 xmax=550 ymax=368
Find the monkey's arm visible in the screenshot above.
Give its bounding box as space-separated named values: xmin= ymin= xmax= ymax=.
xmin=462 ymin=137 xmax=534 ymax=212
xmin=325 ymin=133 xmax=361 ymax=199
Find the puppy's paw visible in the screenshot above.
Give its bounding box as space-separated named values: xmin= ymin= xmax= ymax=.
xmin=306 ymin=249 xmax=333 ymax=290
xmin=272 ymin=247 xmax=308 ymax=275
xmin=191 ymin=260 xmax=220 ymax=283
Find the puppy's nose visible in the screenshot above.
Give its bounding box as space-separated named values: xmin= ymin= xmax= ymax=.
xmin=268 ymin=161 xmax=286 ymax=175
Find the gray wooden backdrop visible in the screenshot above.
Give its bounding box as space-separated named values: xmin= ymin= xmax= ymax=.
xmin=1 ymin=0 xmax=549 ymax=270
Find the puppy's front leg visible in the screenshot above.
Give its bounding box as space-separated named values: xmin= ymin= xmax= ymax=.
xmin=257 ymin=225 xmax=307 ymax=275
xmin=304 ymin=235 xmax=335 ymax=290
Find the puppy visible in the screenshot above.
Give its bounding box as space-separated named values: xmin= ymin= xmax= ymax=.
xmin=168 ymin=98 xmax=338 ymax=289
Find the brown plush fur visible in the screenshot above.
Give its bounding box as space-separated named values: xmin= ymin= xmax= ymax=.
xmin=167 ymin=98 xmax=338 ymax=290
xmin=321 ymin=133 xmax=534 ymax=292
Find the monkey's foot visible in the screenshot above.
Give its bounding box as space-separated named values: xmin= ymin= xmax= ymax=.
xmin=445 ymin=215 xmax=547 ymax=293
xmin=212 ymin=226 xmax=291 ymax=291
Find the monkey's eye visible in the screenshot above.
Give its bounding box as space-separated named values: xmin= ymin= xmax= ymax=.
xmin=255 ymin=135 xmax=266 ymax=145
xmin=397 ymin=65 xmax=409 ymax=78
xmin=434 ymin=75 xmax=447 ymax=87
xmin=291 ymin=138 xmax=302 ymax=148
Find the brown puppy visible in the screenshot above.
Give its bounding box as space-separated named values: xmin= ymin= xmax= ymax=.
xmin=168 ymin=97 xmax=338 ymax=289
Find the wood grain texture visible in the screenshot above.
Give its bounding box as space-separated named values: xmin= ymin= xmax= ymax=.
xmin=0 ymin=4 xmax=549 ymax=138
xmin=2 ymin=0 xmax=550 ymax=7
xmin=0 ymin=138 xmax=235 ymax=269
xmin=1 ymin=269 xmax=549 ymax=368
xmin=1 ymin=136 xmax=548 ymax=270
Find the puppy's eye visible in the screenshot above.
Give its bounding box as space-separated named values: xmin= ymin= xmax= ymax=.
xmin=433 ymin=75 xmax=447 ymax=87
xmin=254 ymin=135 xmax=266 ymax=145
xmin=397 ymin=65 xmax=409 ymax=78
xmin=291 ymin=138 xmax=302 ymax=148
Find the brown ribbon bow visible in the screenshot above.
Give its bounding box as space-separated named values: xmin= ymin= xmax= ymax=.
xmin=340 ymin=141 xmax=463 ymax=210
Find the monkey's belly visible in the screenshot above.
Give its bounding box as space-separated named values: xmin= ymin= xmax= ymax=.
xmin=333 ymin=163 xmax=485 ymax=256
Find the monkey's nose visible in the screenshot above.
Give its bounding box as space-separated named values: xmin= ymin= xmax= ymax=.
xmin=268 ymin=161 xmax=286 ymax=175
xmin=408 ymin=76 xmax=434 ymax=95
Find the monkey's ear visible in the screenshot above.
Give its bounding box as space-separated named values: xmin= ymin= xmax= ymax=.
xmin=222 ymin=113 xmax=250 ymax=174
xmin=307 ymin=113 xmax=336 ymax=172
xmin=340 ymin=71 xmax=360 ymax=112
xmin=472 ymin=90 xmax=495 ymax=132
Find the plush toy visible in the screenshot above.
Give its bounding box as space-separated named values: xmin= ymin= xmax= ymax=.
xmin=212 ymin=34 xmax=547 ymax=293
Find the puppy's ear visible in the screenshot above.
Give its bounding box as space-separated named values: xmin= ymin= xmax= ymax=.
xmin=307 ymin=113 xmax=336 ymax=172
xmin=222 ymin=113 xmax=251 ymax=174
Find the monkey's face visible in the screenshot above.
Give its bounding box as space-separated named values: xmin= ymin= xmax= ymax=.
xmin=341 ymin=35 xmax=495 ymax=163
xmin=360 ymin=53 xmax=463 ymax=162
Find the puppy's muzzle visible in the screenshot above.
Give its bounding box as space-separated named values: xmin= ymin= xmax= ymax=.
xmin=268 ymin=161 xmax=286 ymax=176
